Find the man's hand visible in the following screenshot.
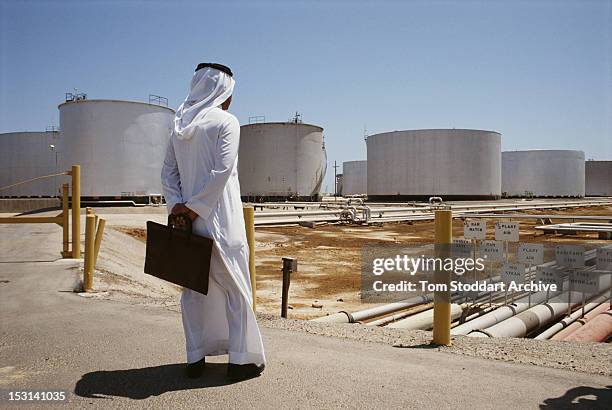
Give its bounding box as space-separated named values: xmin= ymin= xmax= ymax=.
xmin=171 ymin=203 xmax=199 ymax=222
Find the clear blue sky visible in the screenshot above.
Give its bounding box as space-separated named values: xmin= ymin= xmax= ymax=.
xmin=1 ymin=0 xmax=610 ymax=192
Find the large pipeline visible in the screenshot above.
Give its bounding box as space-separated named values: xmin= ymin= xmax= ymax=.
xmin=364 ymin=303 xmax=433 ymax=327
xmin=469 ymin=275 xmax=611 ymax=338
xmin=468 ymin=291 xmax=584 ymax=338
xmin=551 ymin=301 xmax=611 ymax=341
xmin=452 ymin=250 xmax=600 ymax=335
xmin=563 ymin=310 xmax=612 ymax=342
xmin=386 ymin=304 xmax=463 ymax=330
xmin=451 ymin=288 xmax=562 ymax=335
xmin=312 ymin=295 xmax=432 ymax=323
xmin=534 ymin=294 xmax=609 ymax=340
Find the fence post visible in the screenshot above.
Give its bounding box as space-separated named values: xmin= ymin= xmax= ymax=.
xmin=83 ymin=213 xmax=95 ymax=291
xmin=71 ymin=165 xmax=81 ymax=259
xmin=61 ymin=183 xmax=70 ymax=258
xmin=281 ymin=257 xmax=297 ymax=318
xmin=243 ymin=206 xmax=257 ymax=311
xmin=433 ymin=209 xmax=453 ymax=345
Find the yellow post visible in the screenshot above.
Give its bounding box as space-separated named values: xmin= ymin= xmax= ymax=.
xmin=243 ymin=206 xmax=256 ymax=311
xmin=93 ymin=218 xmax=106 ymax=266
xmin=86 ymin=207 xmax=99 ymax=228
xmin=61 ymin=183 xmax=70 ymax=258
xmin=83 ymin=213 xmax=95 ymax=291
xmin=71 ymin=165 xmax=81 ymax=259
xmin=433 ymin=209 xmax=453 ymax=346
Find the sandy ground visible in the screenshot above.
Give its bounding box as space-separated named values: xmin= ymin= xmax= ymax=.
xmin=114 ymin=205 xmax=612 ymax=320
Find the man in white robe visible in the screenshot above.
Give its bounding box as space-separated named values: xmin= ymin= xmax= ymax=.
xmin=161 ymin=63 xmax=266 ymax=380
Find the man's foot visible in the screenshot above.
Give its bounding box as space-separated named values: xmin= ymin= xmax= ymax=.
xmin=227 ymin=363 xmax=265 ymax=381
xmin=185 ymin=357 xmax=205 ymax=379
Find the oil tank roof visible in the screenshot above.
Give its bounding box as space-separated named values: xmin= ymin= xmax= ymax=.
xmin=503 ymin=149 xmax=584 ymax=153
xmin=370 ymin=128 xmax=501 ymax=136
xmin=240 ymin=122 xmax=323 ymax=131
xmin=57 ymin=99 xmax=176 ymax=114
xmin=0 ymin=131 xmax=58 ymax=137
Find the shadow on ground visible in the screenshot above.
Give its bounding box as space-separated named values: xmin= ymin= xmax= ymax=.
xmin=74 ymin=363 xmax=238 ymax=399
xmin=540 ymin=385 xmax=612 ymax=409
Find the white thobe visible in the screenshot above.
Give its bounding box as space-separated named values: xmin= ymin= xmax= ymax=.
xmin=161 ymin=107 xmax=266 ymax=365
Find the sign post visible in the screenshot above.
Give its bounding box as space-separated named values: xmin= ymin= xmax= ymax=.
xmin=481 ymin=240 xmax=503 ymax=306
xmin=518 ymin=243 xmax=544 ymax=308
xmin=464 ymin=220 xmax=486 ymax=306
xmin=555 ymin=245 xmax=585 ymax=316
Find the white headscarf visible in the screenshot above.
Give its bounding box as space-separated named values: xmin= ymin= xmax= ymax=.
xmin=173 ymin=67 xmax=235 ymax=140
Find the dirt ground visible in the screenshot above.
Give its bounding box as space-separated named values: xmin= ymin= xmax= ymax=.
xmin=115 ymin=205 xmax=612 ymax=320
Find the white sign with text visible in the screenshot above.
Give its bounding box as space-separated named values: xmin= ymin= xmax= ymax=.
xmin=555 ymin=245 xmax=585 ymax=268
xmin=464 ymin=220 xmax=486 ymax=240
xmin=495 ymin=222 xmax=519 ymax=242
xmin=480 ymin=240 xmax=504 ymax=262
xmin=518 ymin=243 xmax=544 ymax=265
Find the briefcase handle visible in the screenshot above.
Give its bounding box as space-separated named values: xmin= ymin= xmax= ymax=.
xmin=168 ymin=213 xmax=193 ymax=234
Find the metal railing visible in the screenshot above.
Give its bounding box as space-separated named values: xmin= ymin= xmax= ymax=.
xmin=0 ymin=165 xmax=105 ymax=292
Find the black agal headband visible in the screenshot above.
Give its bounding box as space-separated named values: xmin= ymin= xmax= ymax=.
xmin=195 ymin=63 xmax=233 ymax=77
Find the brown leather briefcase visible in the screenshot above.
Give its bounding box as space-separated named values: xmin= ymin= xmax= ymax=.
xmin=144 ymin=214 xmax=213 ymax=295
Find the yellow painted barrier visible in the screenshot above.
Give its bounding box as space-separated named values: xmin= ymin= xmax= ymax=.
xmin=83 ymin=213 xmax=95 ymax=291
xmin=0 ymin=216 xmax=63 ymax=224
xmin=243 ymin=206 xmax=256 ymax=311
xmin=93 ymin=218 xmax=106 ymax=266
xmin=71 ymin=165 xmax=81 ymax=258
xmin=433 ymin=209 xmax=453 ymax=346
xmin=0 ymin=165 xmax=81 ymax=259
xmin=62 ymin=183 xmax=70 ymax=258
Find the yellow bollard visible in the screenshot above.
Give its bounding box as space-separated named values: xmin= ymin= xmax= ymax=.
xmin=83 ymin=213 xmax=95 ymax=291
xmin=243 ymin=206 xmax=256 ymax=311
xmin=433 ymin=209 xmax=453 ymax=346
xmin=61 ymin=183 xmax=70 ymax=258
xmin=86 ymin=207 xmax=99 ymax=228
xmin=93 ymin=218 xmax=106 ymax=266
xmin=71 ymin=165 xmax=81 ymax=259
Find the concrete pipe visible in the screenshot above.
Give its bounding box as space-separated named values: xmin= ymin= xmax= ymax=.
xmin=563 ymin=310 xmax=612 ymax=342
xmin=468 ymin=291 xmax=584 ymax=338
xmin=534 ymin=295 xmax=609 ymax=340
xmin=386 ymin=304 xmax=463 ymax=330
xmin=551 ymin=301 xmax=611 ymax=341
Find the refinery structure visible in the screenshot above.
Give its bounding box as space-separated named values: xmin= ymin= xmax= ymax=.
xmin=238 ymin=119 xmax=327 ymax=201
xmin=366 ymin=129 xmax=501 ymax=200
xmin=502 ymin=150 xmax=586 ymax=197
xmin=1 ymin=102 xmax=609 ymax=204
xmin=1 ymin=91 xmax=611 ymax=348
xmin=3 ymin=4 xmax=612 ymax=408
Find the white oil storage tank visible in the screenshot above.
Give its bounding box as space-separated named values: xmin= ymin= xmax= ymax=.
xmin=367 ymin=129 xmax=501 ymax=200
xmin=502 ymin=150 xmax=585 ymax=197
xmin=342 ymin=160 xmax=367 ymax=196
xmin=0 ymin=131 xmax=61 ymax=197
xmin=585 ymin=160 xmax=612 ymax=196
xmin=238 ymin=122 xmax=327 ymax=201
xmin=58 ymin=99 xmax=174 ymax=201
